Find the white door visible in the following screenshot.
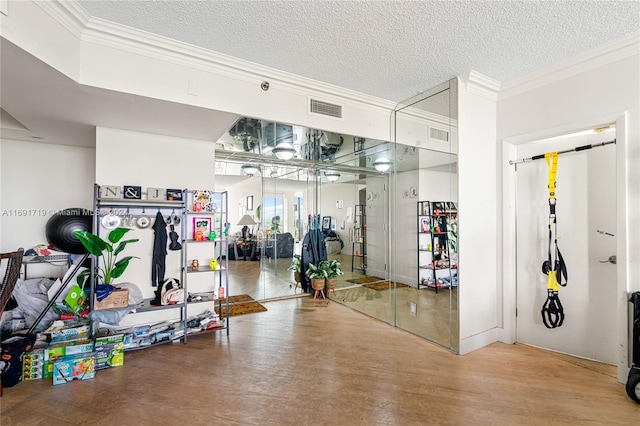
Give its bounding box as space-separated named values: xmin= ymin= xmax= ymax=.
xmin=515 ymin=131 xmax=617 ymax=363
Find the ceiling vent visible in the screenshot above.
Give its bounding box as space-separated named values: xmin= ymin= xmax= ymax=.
xmin=309 ymin=99 xmax=342 ymax=119
xmin=429 ymin=127 xmax=449 ymax=142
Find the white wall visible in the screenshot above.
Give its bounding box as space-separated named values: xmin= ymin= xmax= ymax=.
xmin=0 ymin=139 xmax=95 ymax=276
xmin=498 ymin=51 xmax=639 ymax=380
xmin=220 ymin=177 xmax=262 ymax=237
xmin=457 ymin=78 xmax=499 ymax=354
xmin=95 ymin=127 xmax=216 ymax=326
xmin=318 ymin=180 xmax=361 ymax=253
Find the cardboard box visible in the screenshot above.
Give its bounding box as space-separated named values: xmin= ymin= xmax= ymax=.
xmin=47 ymin=319 xmax=91 ymax=340
xmin=52 ymin=354 xmax=95 ymax=385
xmin=22 ymin=348 xmax=44 ymax=381
xmin=94 ymin=289 xmax=129 ymax=310
xmin=44 ymin=339 xmax=94 ymax=379
xmin=94 ymin=334 xmax=124 ymax=370
xmin=64 ymin=284 xmax=87 ymax=312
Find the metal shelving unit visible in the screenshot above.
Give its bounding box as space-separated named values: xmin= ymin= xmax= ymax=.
xmin=90 ymin=185 xmax=230 ymax=348
xmin=351 ymin=204 xmax=366 ymax=273
xmin=184 ymin=190 xmax=229 ymax=336
xmin=417 ymin=201 xmax=458 ymax=293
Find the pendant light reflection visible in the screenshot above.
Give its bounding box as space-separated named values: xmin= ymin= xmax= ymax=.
xmin=324 ymin=170 xmax=340 ymax=182
xmin=373 ymin=157 xmax=391 ymax=172
xmin=272 ymin=142 xmax=296 ymax=160
xmin=241 ymin=163 xmax=260 ymax=176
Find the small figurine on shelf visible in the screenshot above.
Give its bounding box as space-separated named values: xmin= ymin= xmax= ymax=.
xmin=223 ymin=222 xmax=231 ymax=236
xmin=191 ymin=259 xmax=199 ymax=271
xmin=209 ymin=258 xmax=218 ymax=270
xmin=209 ymin=230 xmax=217 ymax=241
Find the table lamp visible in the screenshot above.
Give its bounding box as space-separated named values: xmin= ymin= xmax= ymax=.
xmin=237 ymin=214 xmax=257 ymax=239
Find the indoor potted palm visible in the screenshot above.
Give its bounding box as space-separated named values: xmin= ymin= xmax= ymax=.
xmin=74 ymin=227 xmax=139 ymax=287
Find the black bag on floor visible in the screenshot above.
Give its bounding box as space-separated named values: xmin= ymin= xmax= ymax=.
xmin=1 ymin=333 xmax=36 ymax=388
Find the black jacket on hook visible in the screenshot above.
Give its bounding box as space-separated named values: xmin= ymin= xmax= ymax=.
xmin=301 ymin=228 xmax=327 ymax=293
xmin=151 ymin=211 xmax=167 ymax=287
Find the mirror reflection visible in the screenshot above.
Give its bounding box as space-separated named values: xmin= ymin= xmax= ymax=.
xmin=214 ymin=88 xmax=458 ymax=351
xmin=393 ymin=79 xmax=459 ymax=351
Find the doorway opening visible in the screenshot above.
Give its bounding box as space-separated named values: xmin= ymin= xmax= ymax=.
xmin=513 ymin=125 xmax=617 ymax=365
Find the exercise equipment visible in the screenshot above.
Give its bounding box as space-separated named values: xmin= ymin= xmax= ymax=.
xmin=45 ymin=208 xmax=93 ymax=254
xmin=626 ymin=291 xmax=640 ymax=403
xmin=540 ymin=152 xmax=568 ymax=328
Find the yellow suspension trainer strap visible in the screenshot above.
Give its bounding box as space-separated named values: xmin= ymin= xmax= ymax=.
xmin=541 ymin=152 xmax=568 ymax=328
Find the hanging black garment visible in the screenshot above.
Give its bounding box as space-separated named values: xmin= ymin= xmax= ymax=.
xmin=151 ymin=211 xmax=167 ymax=288
xmin=301 ymin=228 xmax=327 ymax=293
xmin=168 ymin=224 xmax=182 ymax=251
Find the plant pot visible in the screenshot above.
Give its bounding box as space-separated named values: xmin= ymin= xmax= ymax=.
xmin=326 ymin=277 xmax=337 ymax=289
xmin=311 ymin=278 xmax=326 ymax=300
xmin=311 ymin=278 xmax=325 ymax=290
xmin=326 ymin=276 xmax=338 ymax=297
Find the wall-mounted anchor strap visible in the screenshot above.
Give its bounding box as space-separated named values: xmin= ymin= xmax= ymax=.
xmin=541 ymin=152 xmax=568 ymax=328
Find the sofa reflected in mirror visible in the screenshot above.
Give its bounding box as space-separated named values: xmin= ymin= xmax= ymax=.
xmin=263 ymin=232 xmax=294 ymax=259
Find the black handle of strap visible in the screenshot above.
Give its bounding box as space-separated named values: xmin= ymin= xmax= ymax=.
xmin=542 ymin=290 xmax=565 ymax=329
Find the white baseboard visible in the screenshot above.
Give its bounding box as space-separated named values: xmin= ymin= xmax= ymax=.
xmin=459 ymin=328 xmax=498 ymax=355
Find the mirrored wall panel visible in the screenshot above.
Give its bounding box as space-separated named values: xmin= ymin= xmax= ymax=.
xmin=393 ymin=79 xmax=459 ymax=352
xmin=213 ymin=119 xmax=393 ymax=316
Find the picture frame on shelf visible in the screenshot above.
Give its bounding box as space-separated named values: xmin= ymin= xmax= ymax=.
xmin=192 ymin=190 xmax=215 ymax=212
xmin=166 ymin=189 xmax=183 ymax=201
xmin=322 ymin=216 xmax=331 ymax=231
xmin=421 ymin=201 xmax=430 ymax=216
xmin=193 ymin=217 xmax=212 ymax=241
xmin=420 ymin=217 xmax=431 ymax=233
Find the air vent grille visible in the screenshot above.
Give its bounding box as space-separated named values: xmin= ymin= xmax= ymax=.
xmin=310 ymin=99 xmax=342 ymax=118
xmin=430 ymin=127 xmax=449 ymax=142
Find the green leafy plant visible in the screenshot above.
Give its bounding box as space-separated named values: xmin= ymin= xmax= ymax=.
xmin=305 ymin=261 xmax=329 ymax=280
xmin=288 ymin=254 xmax=302 ymax=274
xmin=325 ymin=259 xmax=344 ymax=278
xmin=74 ymin=227 xmax=139 ymax=286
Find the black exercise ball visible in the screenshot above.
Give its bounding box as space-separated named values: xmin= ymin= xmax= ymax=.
xmin=45 ymin=208 xmax=93 ymax=254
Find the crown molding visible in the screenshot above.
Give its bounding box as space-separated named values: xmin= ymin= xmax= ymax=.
xmin=460 ymin=71 xmax=501 ymax=101
xmin=499 ymin=31 xmax=640 ymax=100
xmin=36 ymin=1 xmax=398 ymax=115
xmin=35 ymin=0 xmax=90 ymax=39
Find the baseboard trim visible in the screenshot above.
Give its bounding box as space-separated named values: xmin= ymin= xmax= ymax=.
xmin=459 ymin=328 xmax=498 ymax=355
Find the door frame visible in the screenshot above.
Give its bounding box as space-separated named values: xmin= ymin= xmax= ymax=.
xmin=500 ymin=112 xmax=630 ymax=383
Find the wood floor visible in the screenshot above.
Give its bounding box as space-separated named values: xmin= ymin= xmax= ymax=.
xmin=230 ymin=253 xmax=458 ymax=349
xmin=2 ymin=297 xmax=638 ymax=425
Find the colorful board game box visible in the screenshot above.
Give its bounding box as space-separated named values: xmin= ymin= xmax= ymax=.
xmin=94 ymin=334 xmax=125 ymax=370
xmin=52 ymin=354 xmax=96 ymax=385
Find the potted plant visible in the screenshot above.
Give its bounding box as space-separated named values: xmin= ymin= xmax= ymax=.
xmin=305 ymin=261 xmax=328 ymax=299
xmin=288 ymin=254 xmax=302 ymax=288
xmin=73 ymin=227 xmax=139 ymax=287
xmin=325 ymin=259 xmax=343 ymax=296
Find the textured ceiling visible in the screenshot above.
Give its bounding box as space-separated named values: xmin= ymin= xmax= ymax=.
xmin=77 ymin=0 xmax=639 ymax=102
